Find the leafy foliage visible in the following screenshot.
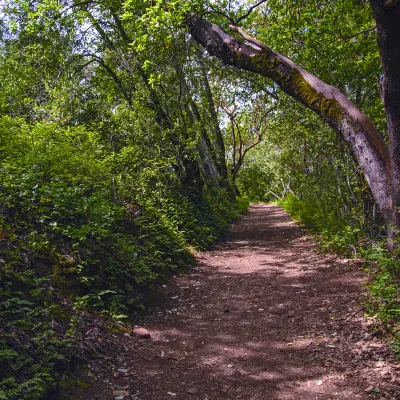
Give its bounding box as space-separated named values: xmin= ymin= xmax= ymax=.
xmin=0 ymin=114 xmax=244 ymax=398
xmin=1 ymin=0 xmax=400 ymax=396
xmin=361 ymin=245 xmax=400 ymax=349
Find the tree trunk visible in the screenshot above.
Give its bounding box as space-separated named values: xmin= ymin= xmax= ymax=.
xmin=185 ymin=98 xmax=221 ymax=187
xmin=186 ymin=15 xmax=396 ymax=239
xmin=196 ymin=53 xmax=229 ymax=186
xmin=370 ymin=0 xmax=400 ymax=249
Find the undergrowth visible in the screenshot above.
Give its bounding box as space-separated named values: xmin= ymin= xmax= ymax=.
xmin=279 ymin=194 xmax=400 ymax=354
xmin=0 ymin=117 xmax=248 ymax=399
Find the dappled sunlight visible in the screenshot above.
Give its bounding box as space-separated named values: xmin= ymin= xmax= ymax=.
xmin=73 ymin=204 xmax=398 ymax=399
xmin=122 ymin=206 xmax=375 ymax=398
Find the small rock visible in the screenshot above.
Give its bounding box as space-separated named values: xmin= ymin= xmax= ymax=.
xmin=113 ymin=390 xmax=130 ymax=397
xmin=364 ymin=386 xmax=374 ymax=393
xmin=187 ymin=387 xmax=199 ymax=394
xmin=133 ymin=328 xmax=151 ymax=339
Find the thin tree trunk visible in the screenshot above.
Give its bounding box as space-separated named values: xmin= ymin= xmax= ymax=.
xmin=185 ymin=99 xmax=220 ymax=186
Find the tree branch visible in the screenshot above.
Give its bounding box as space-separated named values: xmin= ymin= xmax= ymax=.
xmin=207 ymin=4 xmax=235 ymax=24
xmin=235 ymin=0 xmax=269 ymax=25
xmin=342 ymin=26 xmax=376 ymax=40
xmin=85 ymin=53 xmax=133 ymax=108
xmin=187 ymin=14 xmax=392 ymax=216
xmin=229 ymin=25 xmax=270 ymax=51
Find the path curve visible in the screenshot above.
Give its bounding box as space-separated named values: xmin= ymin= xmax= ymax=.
xmin=73 ymin=204 xmax=399 ymax=400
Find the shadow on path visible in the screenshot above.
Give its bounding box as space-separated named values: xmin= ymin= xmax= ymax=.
xmin=73 ymin=204 xmax=399 ymax=400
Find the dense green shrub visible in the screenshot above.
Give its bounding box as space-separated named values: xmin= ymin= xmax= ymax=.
xmin=361 ymin=245 xmax=400 ymax=350
xmin=0 ymin=116 xmax=246 ymax=399
xmin=279 ymin=194 xmax=362 ymax=253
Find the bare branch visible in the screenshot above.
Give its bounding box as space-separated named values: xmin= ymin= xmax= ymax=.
xmin=235 ymin=0 xmax=268 ymax=25
xmin=342 ymin=26 xmax=376 ymax=40
xmin=207 ymin=4 xmax=235 ymax=24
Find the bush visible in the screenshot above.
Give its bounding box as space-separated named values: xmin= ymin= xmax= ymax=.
xmin=0 ymin=116 xmax=247 ymax=399
xmin=279 ymin=194 xmax=360 ymax=253
xmin=361 ymin=245 xmax=400 ymax=350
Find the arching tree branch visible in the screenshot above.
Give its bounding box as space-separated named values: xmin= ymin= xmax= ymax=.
xmin=187 ymin=14 xmax=392 ymax=220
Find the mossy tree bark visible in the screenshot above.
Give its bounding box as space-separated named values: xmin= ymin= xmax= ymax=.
xmin=187 ymin=14 xmax=399 ymax=246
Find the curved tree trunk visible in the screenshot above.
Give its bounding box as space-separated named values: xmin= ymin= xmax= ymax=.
xmin=187 ymin=15 xmax=396 ymax=239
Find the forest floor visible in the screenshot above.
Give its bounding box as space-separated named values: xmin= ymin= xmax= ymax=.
xmin=69 ymin=204 xmax=400 ymax=400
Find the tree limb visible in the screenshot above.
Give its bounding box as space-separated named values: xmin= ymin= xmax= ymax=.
xmin=342 ymin=26 xmax=376 ymax=40
xmin=187 ymin=14 xmax=392 ymax=216
xmin=235 ymin=0 xmax=269 ymax=25
xmin=229 ymin=25 xmax=270 ymax=51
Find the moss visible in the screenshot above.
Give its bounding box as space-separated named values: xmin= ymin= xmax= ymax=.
xmin=240 ymin=50 xmax=344 ymax=124
xmin=290 ymin=69 xmax=344 ymax=123
xmin=249 ymin=52 xmax=289 ymax=83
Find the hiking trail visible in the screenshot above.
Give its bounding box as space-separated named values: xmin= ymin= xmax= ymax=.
xmin=71 ymin=204 xmax=399 ymax=400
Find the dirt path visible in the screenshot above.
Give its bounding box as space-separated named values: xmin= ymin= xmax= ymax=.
xmin=72 ymin=204 xmax=399 ymax=400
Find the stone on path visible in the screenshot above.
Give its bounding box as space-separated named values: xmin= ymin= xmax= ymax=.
xmin=133 ymin=327 xmax=151 ymax=339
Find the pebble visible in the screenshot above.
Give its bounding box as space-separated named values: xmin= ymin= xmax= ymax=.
xmin=133 ymin=328 xmax=151 ymax=339
xmin=364 ymin=386 xmax=375 ymax=393
xmin=113 ymin=390 xmax=130 ymax=397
